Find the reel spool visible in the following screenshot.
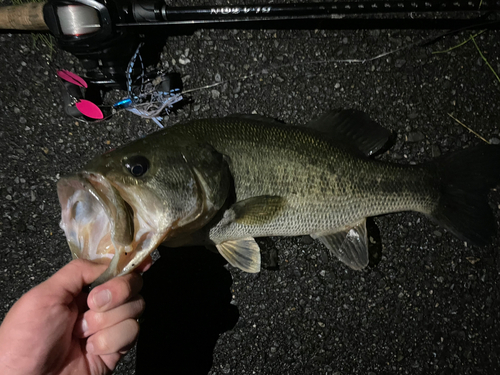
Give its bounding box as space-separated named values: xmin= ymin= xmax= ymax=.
xmin=55 ymin=4 xmax=101 ymax=36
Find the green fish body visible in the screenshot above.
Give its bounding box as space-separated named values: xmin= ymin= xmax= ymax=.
xmin=57 ymin=110 xmax=500 ymax=284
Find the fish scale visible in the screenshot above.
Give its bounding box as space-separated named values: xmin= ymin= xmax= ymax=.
xmin=165 ymin=116 xmax=439 ymax=241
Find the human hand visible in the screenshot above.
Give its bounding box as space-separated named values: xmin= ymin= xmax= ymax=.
xmin=0 ymin=258 xmax=151 ymax=375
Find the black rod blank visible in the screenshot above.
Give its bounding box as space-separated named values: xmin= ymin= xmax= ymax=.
xmin=129 ymin=0 xmax=500 ymax=24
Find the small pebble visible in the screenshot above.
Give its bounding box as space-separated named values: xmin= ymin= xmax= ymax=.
xmin=406 ymin=132 xmax=425 ymax=142
xmin=489 ymin=138 xmax=500 ymax=145
xmin=211 ymin=90 xmax=220 ymax=99
xmin=178 ymin=56 xmax=190 ymax=65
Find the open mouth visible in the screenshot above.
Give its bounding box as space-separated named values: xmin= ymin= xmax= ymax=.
xmin=57 ymin=173 xmax=167 ymax=284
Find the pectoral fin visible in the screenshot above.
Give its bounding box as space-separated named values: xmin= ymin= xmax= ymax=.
xmin=231 ymin=196 xmax=287 ymax=225
xmin=311 ymin=219 xmax=369 ymax=270
xmin=216 ymin=237 xmax=261 ymax=273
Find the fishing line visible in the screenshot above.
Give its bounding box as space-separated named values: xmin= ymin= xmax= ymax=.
xmin=57 ymin=5 xmax=101 ymax=35
xmin=180 ymin=40 xmax=416 ymax=95
xmin=181 ymin=38 xmax=422 ymax=94
xmin=181 ymin=21 xmax=499 ymax=96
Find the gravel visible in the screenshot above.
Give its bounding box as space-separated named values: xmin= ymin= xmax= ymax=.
xmin=1 ymin=2 xmax=499 ymax=374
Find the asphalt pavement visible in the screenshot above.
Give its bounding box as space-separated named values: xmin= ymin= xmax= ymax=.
xmin=1 ymin=1 xmax=499 ymax=374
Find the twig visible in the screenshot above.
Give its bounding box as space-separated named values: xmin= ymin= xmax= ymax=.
xmin=447 ymin=113 xmax=490 ymax=144
xmin=432 ymin=30 xmax=486 ymax=54
xmin=470 ymin=35 xmax=500 ymax=85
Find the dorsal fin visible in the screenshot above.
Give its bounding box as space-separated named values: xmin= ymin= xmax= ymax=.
xmin=225 ymin=114 xmax=284 ymax=125
xmin=304 ymin=109 xmax=393 ymax=156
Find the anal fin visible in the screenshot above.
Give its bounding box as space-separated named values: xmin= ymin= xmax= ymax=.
xmin=311 ymin=219 xmax=369 ymax=270
xmin=216 ymin=237 xmax=261 ymax=273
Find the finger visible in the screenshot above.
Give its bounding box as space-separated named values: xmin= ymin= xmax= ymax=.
xmin=40 ymin=259 xmax=107 ymax=303
xmin=88 ymin=272 xmax=143 ymax=312
xmin=86 ymin=318 xmax=140 ymax=355
xmin=97 ymin=352 xmax=122 ymax=373
xmin=135 ymin=255 xmax=153 ymax=273
xmin=74 ymin=295 xmax=145 ymax=338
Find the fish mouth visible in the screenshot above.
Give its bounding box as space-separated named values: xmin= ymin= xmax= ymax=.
xmin=57 ymin=172 xmax=168 ymax=285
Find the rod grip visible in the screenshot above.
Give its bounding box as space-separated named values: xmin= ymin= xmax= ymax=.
xmin=0 ymin=2 xmax=48 ymax=30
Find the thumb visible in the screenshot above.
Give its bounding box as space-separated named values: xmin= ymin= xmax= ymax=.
xmin=41 ymin=259 xmax=108 ymax=302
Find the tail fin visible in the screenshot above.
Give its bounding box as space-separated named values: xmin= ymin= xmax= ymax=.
xmin=430 ymin=145 xmax=500 ymax=246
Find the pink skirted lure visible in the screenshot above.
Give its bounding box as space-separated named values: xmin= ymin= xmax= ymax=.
xmin=57 ymin=70 xmax=88 ymax=88
xmin=76 ymin=100 xmax=104 ymax=119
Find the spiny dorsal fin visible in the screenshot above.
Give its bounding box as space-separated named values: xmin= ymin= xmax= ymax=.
xmin=305 ymin=109 xmax=392 ymax=156
xmin=311 ymin=219 xmax=369 ymax=270
xmin=231 ymin=196 xmax=287 ymax=225
xmin=225 ymin=114 xmax=284 ymax=126
xmin=216 ymin=237 xmax=261 ymax=273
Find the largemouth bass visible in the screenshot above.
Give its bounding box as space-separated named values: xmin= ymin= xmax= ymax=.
xmin=57 ymin=110 xmax=500 ymax=285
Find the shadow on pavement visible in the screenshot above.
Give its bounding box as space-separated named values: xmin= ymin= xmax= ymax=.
xmin=136 ymin=246 xmax=239 ymax=374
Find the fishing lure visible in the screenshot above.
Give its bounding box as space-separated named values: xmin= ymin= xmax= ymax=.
xmin=56 ymin=44 xmax=183 ymax=126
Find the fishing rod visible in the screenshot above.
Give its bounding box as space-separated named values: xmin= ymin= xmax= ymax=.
xmin=3 ymin=1 xmax=500 ymax=30
xmin=1 ymin=0 xmax=499 ymax=121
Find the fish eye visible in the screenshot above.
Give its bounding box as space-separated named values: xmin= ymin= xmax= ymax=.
xmin=123 ymin=156 xmax=149 ymax=177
